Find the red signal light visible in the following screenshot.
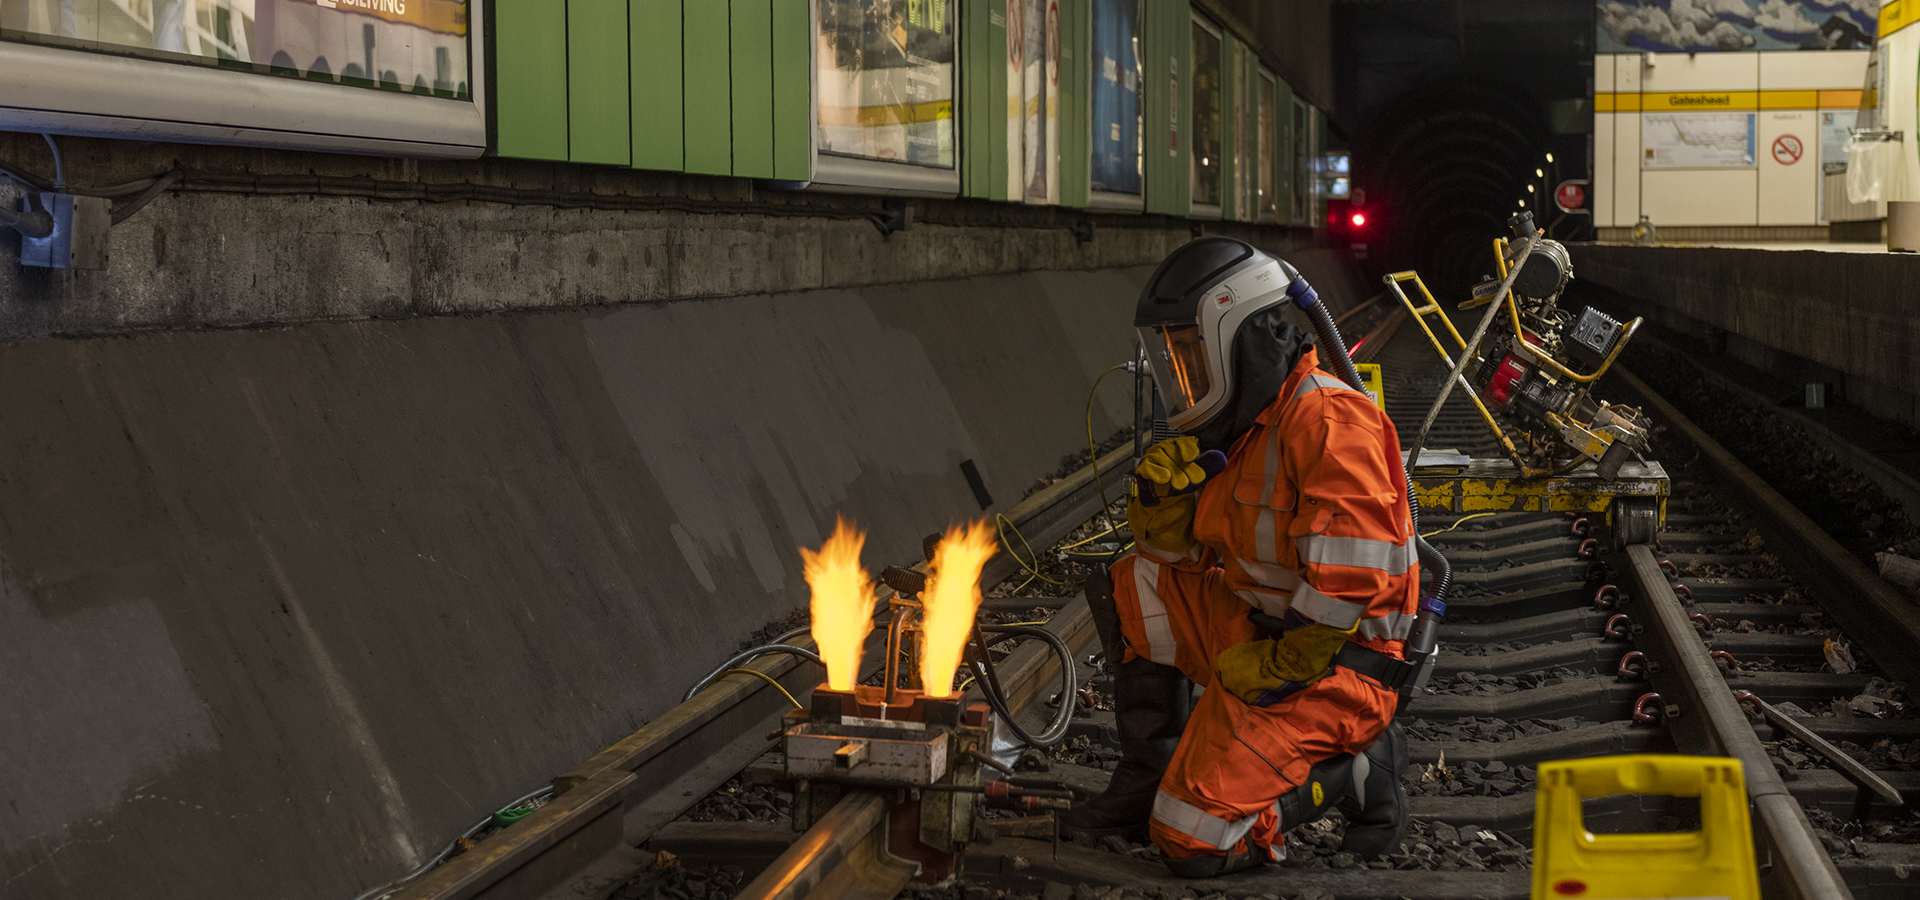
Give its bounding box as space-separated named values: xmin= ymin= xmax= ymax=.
xmin=1350 ymin=212 xmax=1367 ymax=228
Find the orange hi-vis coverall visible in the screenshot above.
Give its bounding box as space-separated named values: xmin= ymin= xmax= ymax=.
xmin=1110 ymin=347 xmax=1420 ymax=863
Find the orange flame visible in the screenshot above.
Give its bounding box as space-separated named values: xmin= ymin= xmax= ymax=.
xmin=919 ymin=520 xmax=997 ymax=698
xmin=803 ymin=517 xmax=874 ymax=692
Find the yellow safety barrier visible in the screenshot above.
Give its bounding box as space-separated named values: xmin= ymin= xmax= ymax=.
xmin=1355 ymin=363 xmax=1385 ymax=411
xmin=1531 ymin=754 xmax=1759 ymax=900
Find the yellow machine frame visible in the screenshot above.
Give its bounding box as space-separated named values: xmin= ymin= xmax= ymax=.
xmin=1384 ymin=238 xmax=1647 ymax=480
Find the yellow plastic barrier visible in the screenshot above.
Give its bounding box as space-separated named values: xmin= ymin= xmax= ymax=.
xmin=1531 ymin=754 xmax=1759 ymax=900
xmin=1355 ymin=363 xmax=1385 ymax=411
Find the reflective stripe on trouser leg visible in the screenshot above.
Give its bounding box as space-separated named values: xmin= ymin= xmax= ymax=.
xmin=1152 ymin=790 xmax=1262 ymax=850
xmin=1127 ymin=557 xmax=1178 ymax=666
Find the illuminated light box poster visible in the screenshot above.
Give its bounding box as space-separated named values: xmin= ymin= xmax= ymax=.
xmin=1596 ymin=0 xmax=1877 ymax=53
xmin=1003 ymin=0 xmax=1059 ymax=203
xmin=1089 ymin=0 xmax=1141 ymax=195
xmin=817 ymin=0 xmax=956 ymax=167
xmin=1642 ymin=111 xmax=1756 ymax=168
xmin=0 ymin=0 xmax=470 ymax=96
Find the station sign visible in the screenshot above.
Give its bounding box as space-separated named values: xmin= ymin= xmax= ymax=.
xmin=1555 ymin=181 xmax=1587 ymax=213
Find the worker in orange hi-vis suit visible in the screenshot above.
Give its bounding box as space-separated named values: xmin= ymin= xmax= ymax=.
xmin=1061 ymin=237 xmax=1420 ymax=877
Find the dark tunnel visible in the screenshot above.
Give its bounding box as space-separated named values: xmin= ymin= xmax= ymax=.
xmin=1336 ymin=0 xmax=1598 ymax=298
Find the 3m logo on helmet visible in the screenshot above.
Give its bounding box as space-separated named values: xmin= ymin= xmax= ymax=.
xmin=1214 ymin=292 xmax=1233 ymax=307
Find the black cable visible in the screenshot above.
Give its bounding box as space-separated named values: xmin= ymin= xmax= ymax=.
xmin=972 ymin=624 xmax=1076 ymax=748
xmin=112 ymin=171 xmax=183 ymax=225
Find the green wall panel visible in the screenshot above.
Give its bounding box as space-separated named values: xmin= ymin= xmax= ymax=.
xmin=493 ymin=0 xmax=570 ymax=161
xmin=631 ymin=0 xmax=685 ymax=173
xmin=1142 ymin=0 xmax=1189 ymax=216
xmin=771 ymin=0 xmax=811 ymax=181
xmin=683 ymin=0 xmax=734 ymax=175
xmin=568 ymin=0 xmax=632 ymax=165
xmin=730 ymin=0 xmax=775 ymax=178
xmin=1058 ymin=0 xmax=1089 ymax=209
xmin=961 ymin=1 xmax=1008 ymax=201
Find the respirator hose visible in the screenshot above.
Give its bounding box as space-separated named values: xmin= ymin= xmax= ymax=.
xmin=1284 ymin=273 xmax=1451 ymax=602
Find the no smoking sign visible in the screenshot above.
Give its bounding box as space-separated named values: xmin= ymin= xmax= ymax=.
xmin=1772 ymin=134 xmax=1804 ymax=165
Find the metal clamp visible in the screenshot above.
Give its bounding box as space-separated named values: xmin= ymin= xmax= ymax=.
xmin=1604 ymin=614 xmax=1634 ymax=642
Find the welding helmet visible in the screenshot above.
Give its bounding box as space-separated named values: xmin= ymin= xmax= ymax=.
xmin=1135 ymin=237 xmax=1302 ymax=434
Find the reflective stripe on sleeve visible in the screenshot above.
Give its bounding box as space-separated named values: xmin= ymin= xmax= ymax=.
xmin=1291 ymin=581 xmax=1366 ymax=630
xmin=1131 ymin=558 xmax=1179 ymax=666
xmin=1260 ymin=429 xmax=1284 ymax=506
xmin=1153 ymin=789 xmax=1261 ymax=850
xmin=1234 ymin=588 xmax=1295 ymax=619
xmin=1235 ymin=557 xmax=1303 ymax=591
xmin=1355 ymin=610 xmax=1416 ymax=642
xmin=1291 ymin=372 xmax=1359 ymax=403
xmin=1295 ymin=534 xmax=1414 ymax=573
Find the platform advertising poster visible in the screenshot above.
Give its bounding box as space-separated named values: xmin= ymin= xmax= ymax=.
xmin=818 ymin=0 xmax=956 ymax=167
xmin=1596 ymin=0 xmax=1877 ymax=52
xmin=1004 ymin=0 xmax=1059 ymax=204
xmin=1089 ymin=0 xmax=1143 ymax=195
xmin=0 ymin=0 xmax=469 ymax=95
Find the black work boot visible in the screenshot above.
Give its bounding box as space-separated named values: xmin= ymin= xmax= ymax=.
xmin=1278 ymin=752 xmax=1354 ymax=834
xmin=1336 ymin=720 xmax=1410 ymax=859
xmin=1163 ymin=837 xmax=1266 ymax=877
xmin=1061 ymin=564 xmax=1192 ymax=841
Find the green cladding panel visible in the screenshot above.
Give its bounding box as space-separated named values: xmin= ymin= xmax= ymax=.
xmin=683 ymin=0 xmax=733 ymax=175
xmin=568 ymin=0 xmax=632 ymax=165
xmin=1058 ymin=0 xmax=1089 ymax=209
xmin=962 ymin=1 xmax=1008 ymax=201
xmin=771 ymin=0 xmax=811 ymax=181
xmin=730 ymin=0 xmax=775 ymax=178
xmin=631 ymin=0 xmax=685 ymax=173
xmin=493 ymin=0 xmax=570 ymax=160
xmin=1142 ymin=0 xmax=1189 ymax=216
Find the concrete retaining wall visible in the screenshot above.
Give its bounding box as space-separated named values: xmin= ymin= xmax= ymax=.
xmin=0 ymin=249 xmax=1366 ymax=899
xmin=1571 ymin=244 xmax=1920 ymax=429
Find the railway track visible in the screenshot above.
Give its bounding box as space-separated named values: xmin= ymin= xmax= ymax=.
xmin=374 ymin=320 xmax=1920 ymax=900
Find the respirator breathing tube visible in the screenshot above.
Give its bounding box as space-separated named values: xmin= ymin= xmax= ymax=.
xmin=1281 ymin=268 xmax=1450 ymax=699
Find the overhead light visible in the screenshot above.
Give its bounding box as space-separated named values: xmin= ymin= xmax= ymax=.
xmin=1527 ymin=184 xmax=1536 ymax=193
xmin=1546 ymin=153 xmax=1555 ymax=163
xmin=1520 ymin=199 xmax=1527 ymax=207
xmin=1535 ymin=168 xmax=1544 ymax=177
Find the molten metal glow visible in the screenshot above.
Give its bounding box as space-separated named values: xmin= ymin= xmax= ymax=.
xmin=918 ymin=520 xmax=996 ymax=698
xmin=803 ymin=517 xmax=874 ymax=691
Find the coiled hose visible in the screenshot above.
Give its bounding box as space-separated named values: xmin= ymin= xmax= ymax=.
xmin=972 ymin=624 xmax=1077 ymax=748
xmin=1284 ymin=270 xmax=1452 ymax=602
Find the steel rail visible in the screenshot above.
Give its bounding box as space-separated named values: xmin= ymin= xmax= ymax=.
xmin=1617 ymin=544 xmax=1852 ymax=900
xmin=382 ymin=444 xmax=1127 ymax=900
xmin=1613 ymin=365 xmax=1920 ymax=687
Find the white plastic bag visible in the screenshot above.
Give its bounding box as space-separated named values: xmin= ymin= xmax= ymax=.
xmin=1845 ymin=134 xmax=1908 ymax=203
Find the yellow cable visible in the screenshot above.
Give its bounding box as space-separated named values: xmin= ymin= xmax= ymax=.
xmin=1420 ymin=512 xmax=1497 ymax=538
xmin=995 ymin=513 xmax=1064 ymax=585
xmin=716 ymin=668 xmax=803 ymax=709
xmin=1058 ymin=522 xmax=1122 ymax=550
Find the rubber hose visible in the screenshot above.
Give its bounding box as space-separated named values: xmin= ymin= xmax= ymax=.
xmin=975 ymin=624 xmax=1077 ymax=747
xmin=682 ymin=643 xmax=824 ymax=702
xmin=1286 ymin=271 xmax=1452 ymax=602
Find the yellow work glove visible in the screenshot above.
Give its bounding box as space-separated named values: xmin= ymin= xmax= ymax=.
xmin=1215 ymin=622 xmax=1358 ymax=706
xmin=1136 ymin=436 xmax=1209 ymax=492
xmin=1128 ymin=487 xmax=1198 ymax=556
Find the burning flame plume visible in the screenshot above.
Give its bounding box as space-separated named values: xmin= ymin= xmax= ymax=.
xmin=803 ymin=517 xmax=874 ymax=692
xmin=919 ymin=520 xmax=996 ymax=698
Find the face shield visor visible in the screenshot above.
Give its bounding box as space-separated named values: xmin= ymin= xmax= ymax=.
xmin=1138 ymin=323 xmax=1214 ymax=421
